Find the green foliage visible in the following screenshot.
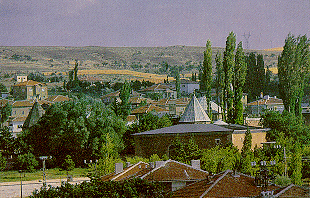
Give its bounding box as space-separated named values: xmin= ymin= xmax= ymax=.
xmin=275 ymin=175 xmax=292 ymax=186
xmin=169 ymin=138 xmax=202 ymax=165
xmin=0 ymin=83 xmax=8 ymax=92
xmin=21 ymin=98 xmax=126 ymax=167
xmin=223 ymin=32 xmax=236 ymax=123
xmin=31 ymin=178 xmax=167 ymax=198
xmin=175 ymin=71 xmax=181 ymax=98
xmin=0 ymin=126 xmax=14 ymax=155
xmin=62 ymin=155 xmax=75 ymax=172
xmin=233 ymin=42 xmax=246 ymax=124
xmin=119 ymin=80 xmax=132 ymax=119
xmin=15 ymin=152 xmax=38 ymax=172
xmin=96 ymin=133 xmax=123 ymax=176
xmin=215 ymin=51 xmax=224 ymax=116
xmin=290 ymin=143 xmax=303 ymax=185
xmin=0 ymin=152 xmax=6 ymax=170
xmin=200 ymin=40 xmax=213 ymax=100
xmin=278 ymin=34 xmax=310 ymax=117
xmin=261 ymin=110 xmax=310 ymax=144
xmin=241 ymin=127 xmax=252 ymax=156
xmin=0 ymin=103 xmax=11 ymax=126
xmin=201 ymin=145 xmax=241 ymax=174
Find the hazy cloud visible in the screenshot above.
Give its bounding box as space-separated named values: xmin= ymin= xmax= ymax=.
xmin=0 ymin=0 xmax=309 ymax=49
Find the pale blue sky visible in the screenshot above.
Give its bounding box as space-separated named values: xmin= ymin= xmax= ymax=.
xmin=1 ymin=0 xmax=309 ymax=49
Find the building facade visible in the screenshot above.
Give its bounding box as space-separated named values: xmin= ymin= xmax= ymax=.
xmin=12 ymin=80 xmax=48 ymax=100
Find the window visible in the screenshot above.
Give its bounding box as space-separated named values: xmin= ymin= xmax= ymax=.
xmin=14 ymin=111 xmax=16 ymax=115
xmin=215 ymin=139 xmax=221 ymax=145
xmin=18 ymin=125 xmax=23 ymax=128
xmin=22 ymin=111 xmax=24 ymax=115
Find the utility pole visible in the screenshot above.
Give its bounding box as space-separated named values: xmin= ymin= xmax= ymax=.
xmin=243 ymin=32 xmax=251 ymax=49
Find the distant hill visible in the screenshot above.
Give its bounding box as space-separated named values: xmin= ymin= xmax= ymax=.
xmin=0 ymin=46 xmax=281 ymax=75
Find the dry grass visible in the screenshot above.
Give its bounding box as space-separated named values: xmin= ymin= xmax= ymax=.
xmin=43 ymin=69 xmax=175 ymax=83
xmin=264 ymin=47 xmax=283 ymax=51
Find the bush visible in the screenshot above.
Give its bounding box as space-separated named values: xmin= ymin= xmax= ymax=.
xmin=62 ymin=155 xmax=75 ymax=172
xmin=15 ymin=152 xmax=38 ymax=172
xmin=275 ymin=175 xmax=292 ymax=186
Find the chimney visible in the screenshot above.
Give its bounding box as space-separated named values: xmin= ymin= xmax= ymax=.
xmin=126 ymin=162 xmax=131 ymax=168
xmin=155 ymin=161 xmax=165 ymax=168
xmin=149 ymin=162 xmax=155 ymax=169
xmin=115 ymin=163 xmax=123 ymax=174
xmin=191 ymin=160 xmax=200 ymax=169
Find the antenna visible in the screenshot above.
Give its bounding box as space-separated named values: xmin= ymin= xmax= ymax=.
xmin=242 ymin=32 xmax=251 ymax=49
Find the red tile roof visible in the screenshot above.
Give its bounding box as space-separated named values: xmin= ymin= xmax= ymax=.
xmin=131 ymin=104 xmax=168 ymax=114
xmin=46 ymin=95 xmax=70 ymax=102
xmin=12 ymin=100 xmax=34 ymax=107
xmin=247 ymin=97 xmax=283 ymax=106
xmin=139 ymin=84 xmax=174 ymax=92
xmin=172 ymin=170 xmax=308 ymax=198
xmin=141 ymin=160 xmax=208 ymax=182
xmin=13 ymin=80 xmax=46 ymax=87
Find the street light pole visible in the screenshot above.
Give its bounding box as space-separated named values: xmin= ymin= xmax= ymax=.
xmin=19 ymin=170 xmax=23 ymax=198
xmin=39 ymin=156 xmax=52 ymax=188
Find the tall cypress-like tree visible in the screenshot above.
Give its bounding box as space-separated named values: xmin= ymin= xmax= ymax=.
xmin=120 ymin=80 xmax=132 ymax=119
xmin=200 ymin=40 xmax=213 ymax=100
xmin=257 ymin=54 xmax=265 ymax=97
xmin=175 ymin=71 xmax=181 ymax=98
xmin=233 ymin=42 xmax=247 ymax=124
xmin=223 ymin=32 xmax=236 ymax=123
xmin=278 ymin=34 xmax=310 ymax=116
xmin=215 ymin=51 xmax=224 ymax=118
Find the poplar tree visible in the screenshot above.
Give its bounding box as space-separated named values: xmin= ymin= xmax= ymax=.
xmin=223 ymin=32 xmax=236 ymax=123
xmin=278 ymin=34 xmax=310 ymax=116
xmin=200 ymin=40 xmax=213 ymax=100
xmin=175 ymin=71 xmax=181 ymax=98
xmin=120 ymin=80 xmax=132 ymax=119
xmin=215 ymin=51 xmax=224 ymax=117
xmin=257 ymin=54 xmax=265 ymax=97
xmin=233 ymin=42 xmax=247 ymax=124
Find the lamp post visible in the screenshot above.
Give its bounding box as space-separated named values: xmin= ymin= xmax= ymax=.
xmin=39 ymin=156 xmax=52 ymax=187
xmin=251 ymin=160 xmax=276 ymax=194
xmin=84 ymin=159 xmax=98 ymax=178
xmin=18 ymin=170 xmax=23 ymax=198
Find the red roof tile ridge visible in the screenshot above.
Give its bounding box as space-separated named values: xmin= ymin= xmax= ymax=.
xmin=111 ymin=161 xmax=148 ymax=181
xmin=168 ymin=159 xmax=209 ymax=173
xmin=274 ymin=184 xmax=295 ymax=197
xmin=140 ymin=160 xmax=169 ymax=179
xmin=199 ymin=170 xmax=232 ymax=198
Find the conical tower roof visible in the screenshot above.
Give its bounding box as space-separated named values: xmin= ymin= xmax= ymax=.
xmin=23 ymin=101 xmax=45 ymax=129
xmin=198 ymin=96 xmax=208 ymax=111
xmin=179 ymin=95 xmax=211 ymax=124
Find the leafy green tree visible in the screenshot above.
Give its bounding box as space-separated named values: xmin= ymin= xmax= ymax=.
xmin=62 ymin=155 xmax=75 ymax=172
xmin=233 ymin=42 xmax=247 ymax=124
xmin=96 ymin=134 xmax=123 ymax=176
xmin=0 ymin=152 xmax=6 ymax=170
xmin=175 ymin=71 xmax=181 ymax=98
xmin=0 ymin=103 xmax=11 ymax=127
xmin=200 ymin=40 xmax=213 ymax=100
xmin=215 ymin=51 xmax=224 ymax=117
xmin=31 ymin=178 xmax=166 ymax=198
xmin=0 ymin=126 xmax=14 ymax=155
xmin=21 ymin=98 xmax=126 ymax=167
xmin=15 ymin=152 xmax=38 ymax=172
xmin=119 ymin=80 xmax=131 ymax=119
xmin=241 ymin=127 xmax=252 ymax=156
xmin=278 ymin=34 xmax=310 ymax=117
xmin=169 ymin=138 xmax=202 ymax=165
xmin=201 ymin=145 xmax=241 ymax=174
xmin=223 ymin=32 xmax=236 ymax=123
xmin=290 ymin=143 xmax=302 ymax=185
xmin=0 ymin=83 xmax=8 ymax=93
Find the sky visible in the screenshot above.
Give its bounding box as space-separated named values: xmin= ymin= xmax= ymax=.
xmin=0 ymin=0 xmax=309 ymax=49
